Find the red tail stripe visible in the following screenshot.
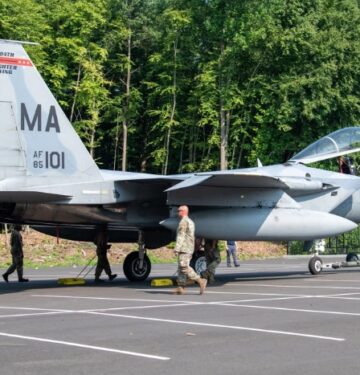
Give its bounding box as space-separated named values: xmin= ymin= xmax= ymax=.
xmin=0 ymin=56 xmax=33 ymax=67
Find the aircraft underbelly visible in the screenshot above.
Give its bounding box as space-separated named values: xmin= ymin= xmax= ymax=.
xmin=5 ymin=203 xmax=165 ymax=227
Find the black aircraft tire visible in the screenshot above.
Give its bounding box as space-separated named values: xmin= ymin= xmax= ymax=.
xmin=123 ymin=251 xmax=151 ymax=282
xmin=309 ymin=256 xmax=323 ymax=275
xmin=346 ymin=253 xmax=359 ymax=262
xmin=190 ymin=252 xmax=207 ymax=275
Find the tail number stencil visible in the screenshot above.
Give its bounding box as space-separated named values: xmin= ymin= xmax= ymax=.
xmin=33 ymin=151 xmax=65 ymax=169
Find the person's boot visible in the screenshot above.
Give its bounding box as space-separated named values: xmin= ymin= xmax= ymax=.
xmin=173 ymin=286 xmax=185 ymax=295
xmin=198 ymin=278 xmax=207 ymax=295
xmin=109 ymin=274 xmax=117 ymax=281
xmin=17 ymin=270 xmax=29 ymax=282
xmin=2 ymin=273 xmax=8 ymax=283
xmin=200 ymin=270 xmax=210 ymax=280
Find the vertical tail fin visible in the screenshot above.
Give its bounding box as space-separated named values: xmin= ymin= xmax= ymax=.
xmin=0 ymin=40 xmax=102 ymax=181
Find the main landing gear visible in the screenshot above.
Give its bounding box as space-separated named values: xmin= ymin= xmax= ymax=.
xmin=123 ymin=231 xmax=151 ymax=281
xmin=308 ymin=253 xmax=360 ymax=275
xmin=190 ymin=250 xmax=207 ymax=275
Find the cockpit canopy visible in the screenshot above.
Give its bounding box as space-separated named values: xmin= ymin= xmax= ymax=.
xmin=290 ymin=127 xmax=360 ymax=164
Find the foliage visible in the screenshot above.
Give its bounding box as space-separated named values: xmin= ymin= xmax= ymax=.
xmin=1 ymin=0 xmax=360 ymax=172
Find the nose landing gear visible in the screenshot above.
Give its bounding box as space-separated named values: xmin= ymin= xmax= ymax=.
xmin=308 ymin=253 xmax=360 ymax=275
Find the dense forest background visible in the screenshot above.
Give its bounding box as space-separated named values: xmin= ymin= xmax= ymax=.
xmin=1 ymin=0 xmax=360 ymax=174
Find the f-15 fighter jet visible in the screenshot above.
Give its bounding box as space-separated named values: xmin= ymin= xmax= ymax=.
xmin=0 ymin=39 xmax=359 ymax=281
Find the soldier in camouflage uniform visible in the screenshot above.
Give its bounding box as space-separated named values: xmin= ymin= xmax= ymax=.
xmin=202 ymin=239 xmax=221 ymax=284
xmin=173 ymin=205 xmax=207 ymax=295
xmin=94 ymin=225 xmax=117 ymax=282
xmin=2 ymin=225 xmax=29 ymax=282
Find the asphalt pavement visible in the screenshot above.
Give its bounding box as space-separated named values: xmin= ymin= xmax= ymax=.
xmin=0 ymin=256 xmax=360 ymax=375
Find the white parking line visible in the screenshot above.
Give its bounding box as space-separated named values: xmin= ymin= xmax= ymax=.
xmin=320 ymin=296 xmax=360 ymax=301
xmin=136 ymin=289 xmax=310 ymax=298
xmin=0 ymin=312 xmax=70 ymax=319
xmin=81 ymin=303 xmax=195 ymax=312
xmin=0 ymin=306 xmax=74 ymax=312
xmin=230 ymin=283 xmax=360 ymax=290
xmin=209 ymin=296 xmax=312 ymax=303
xmin=304 ymin=279 xmax=360 ymax=283
xmin=86 ymin=311 xmax=345 ymax=342
xmin=216 ymin=303 xmax=360 ymax=317
xmin=32 ymin=294 xmax=201 ymax=305
xmin=0 ymin=332 xmax=170 ymax=360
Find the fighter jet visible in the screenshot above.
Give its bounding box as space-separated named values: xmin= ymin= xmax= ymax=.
xmin=0 ymin=39 xmax=360 ymax=281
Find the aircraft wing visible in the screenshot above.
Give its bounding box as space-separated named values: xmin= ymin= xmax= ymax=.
xmin=164 ymin=172 xmax=301 ymax=209
xmin=165 ymin=173 xmax=288 ymax=191
xmin=165 ymin=171 xmax=333 ymax=192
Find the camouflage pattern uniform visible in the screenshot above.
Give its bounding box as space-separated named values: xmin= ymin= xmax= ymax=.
xmin=174 ymin=216 xmax=200 ymax=286
xmin=94 ymin=228 xmax=116 ymax=281
xmin=3 ymin=228 xmax=27 ymax=281
xmin=203 ymin=240 xmax=221 ymax=283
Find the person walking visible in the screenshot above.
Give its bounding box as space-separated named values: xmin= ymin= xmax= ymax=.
xmin=94 ymin=225 xmax=117 ymax=282
xmin=2 ymin=225 xmax=29 ymax=282
xmin=226 ymin=240 xmax=240 ymax=267
xmin=173 ymin=205 xmax=207 ymax=295
xmin=202 ymin=239 xmax=221 ymax=284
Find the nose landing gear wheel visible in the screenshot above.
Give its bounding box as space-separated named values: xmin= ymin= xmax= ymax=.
xmin=309 ymin=256 xmax=323 ymax=275
xmin=123 ymin=251 xmax=151 ymax=281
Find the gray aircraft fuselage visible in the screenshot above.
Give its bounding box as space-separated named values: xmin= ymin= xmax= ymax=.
xmin=0 ymin=162 xmax=359 ymax=247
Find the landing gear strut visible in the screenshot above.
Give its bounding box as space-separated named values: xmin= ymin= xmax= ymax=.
xmin=123 ymin=231 xmax=151 ymax=282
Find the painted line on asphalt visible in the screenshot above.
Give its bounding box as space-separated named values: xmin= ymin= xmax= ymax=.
xmin=136 ymin=289 xmax=309 ymax=298
xmin=81 ymin=303 xmax=195 ymax=313
xmin=304 ymin=279 xmax=360 ymax=283
xmin=0 ymin=332 xmax=170 ymax=360
xmin=216 ymin=303 xmax=360 ymax=317
xmin=0 ymin=311 xmax=70 ymax=319
xmin=319 ymin=296 xmax=360 ymax=301
xmin=209 ymin=296 xmax=313 ymax=304
xmin=86 ymin=311 xmax=345 ymax=342
xmin=32 ymin=294 xmax=201 ymax=305
xmin=0 ymin=306 xmax=74 ymax=312
xmin=230 ymin=283 xmax=360 ymax=290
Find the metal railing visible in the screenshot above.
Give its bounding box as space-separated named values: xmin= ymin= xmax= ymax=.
xmin=288 ymin=226 xmax=360 ymax=255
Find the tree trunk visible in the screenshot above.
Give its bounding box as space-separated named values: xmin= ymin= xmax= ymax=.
xmin=89 ymin=127 xmax=96 ymax=158
xmin=70 ymin=64 xmax=82 ymax=123
xmin=220 ymin=102 xmax=228 ymax=170
xmin=122 ymin=30 xmax=132 ymax=171
xmin=113 ymin=115 xmax=120 ymax=170
xmin=163 ymin=36 xmax=178 ymax=175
